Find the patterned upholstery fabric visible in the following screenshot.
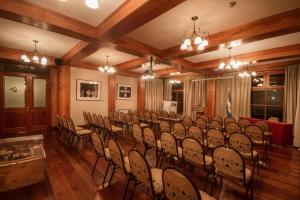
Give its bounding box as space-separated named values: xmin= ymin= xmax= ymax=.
xmin=212 ymin=115 xmax=223 ymax=125
xmin=173 ymin=123 xmax=186 ymax=140
xmin=111 ymin=125 xmax=123 ymax=133
xmin=238 ymin=118 xmax=251 ymax=129
xmin=151 ymin=112 xmax=160 ymax=123
xmin=209 ymin=120 xmax=222 ymax=130
xmin=255 ymin=120 xmax=272 ymax=136
xmin=97 ymin=115 xmax=105 ymax=128
xmin=161 ymin=132 xmax=182 ymax=159
xmin=108 ymin=140 xmax=130 ymax=174
xmin=207 ymin=129 xmax=225 ymax=149
xmin=144 ymin=128 xmax=160 ymax=149
xmin=160 ymin=121 xmax=171 ymax=133
xmin=199 ymin=114 xmax=209 ymax=123
xmin=188 ymin=125 xmax=206 ymax=145
xmin=245 ymin=125 xmax=266 ymax=145
xmin=183 ymin=116 xmax=193 ymax=129
xmin=225 ymin=123 xmax=242 ymax=137
xmin=224 ymin=117 xmax=236 ymax=126
xmin=91 ymin=132 xmax=106 ymax=156
xmin=169 ymin=111 xmax=176 ymax=119
xmin=229 ymin=133 xmax=257 ymax=159
xmin=132 ymin=124 xmax=143 ymax=143
xmin=195 ymin=118 xmax=207 ymax=132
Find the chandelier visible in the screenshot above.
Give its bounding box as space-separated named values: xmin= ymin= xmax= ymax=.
xmin=180 ymin=16 xmax=209 ymax=51
xmin=21 ymin=40 xmax=48 ymax=66
xmin=218 ymin=47 xmax=255 ymax=70
xmin=85 ymin=0 xmax=99 ymax=9
xmin=142 ymin=56 xmax=155 ymax=80
xmin=98 ymin=55 xmax=116 ymax=73
xmin=169 ymin=79 xmax=181 ymax=84
xmin=238 ymin=70 xmax=257 ymax=78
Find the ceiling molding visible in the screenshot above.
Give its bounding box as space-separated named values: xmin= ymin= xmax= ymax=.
xmin=161 ymin=8 xmax=300 ymax=59
xmin=0 ymin=0 xmax=97 ymax=42
xmin=62 ymin=0 xmax=186 ymax=64
xmin=195 ymin=43 xmax=300 ymax=70
xmin=115 ymin=58 xmax=146 ymax=71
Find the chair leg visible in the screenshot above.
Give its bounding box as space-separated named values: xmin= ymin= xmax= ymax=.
xmin=92 ymin=154 xmax=100 ymax=175
xmin=122 ymin=177 xmax=132 ymax=200
xmin=107 ymin=164 xmax=116 ymax=186
xmin=103 ymin=162 xmax=112 ymax=187
xmin=129 ymin=182 xmax=139 ymax=200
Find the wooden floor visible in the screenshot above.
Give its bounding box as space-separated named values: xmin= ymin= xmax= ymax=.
xmin=1 ymin=130 xmax=300 ymax=200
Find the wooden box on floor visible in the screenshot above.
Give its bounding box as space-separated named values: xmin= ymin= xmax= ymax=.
xmin=0 ymin=135 xmax=46 ymax=192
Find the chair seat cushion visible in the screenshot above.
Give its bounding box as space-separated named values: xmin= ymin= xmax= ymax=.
xmin=124 ymin=156 xmax=131 ymax=173
xmin=241 ymin=150 xmax=258 ymax=159
xmin=151 ymin=168 xmax=163 ymax=195
xmin=76 ymin=129 xmax=92 ymax=135
xmin=140 ymin=123 xmax=149 ymax=128
xmin=177 ymin=146 xmax=183 ymax=159
xmin=104 ymin=148 xmax=110 ymax=160
xmin=75 ymin=126 xmax=84 ymax=131
xmin=156 ymin=140 xmax=162 ymax=150
xmin=199 ymin=190 xmax=216 ymax=200
xmin=264 ymin=131 xmax=272 ymax=136
xmin=111 ymin=125 xmax=123 ymax=133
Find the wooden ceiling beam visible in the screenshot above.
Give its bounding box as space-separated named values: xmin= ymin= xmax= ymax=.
xmin=161 ymin=8 xmax=300 ymax=59
xmin=115 ymin=58 xmax=147 ymax=71
xmin=62 ymin=0 xmax=186 ymax=64
xmin=195 ymin=43 xmax=300 ymax=70
xmin=0 ymin=0 xmax=96 ymax=42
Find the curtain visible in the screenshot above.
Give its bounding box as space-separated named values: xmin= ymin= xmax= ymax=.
xmin=283 ymin=65 xmax=300 ymax=147
xmin=215 ymin=76 xmax=251 ymax=119
xmin=163 ymin=79 xmax=172 ymax=101
xmin=183 ymin=77 xmax=206 ymax=118
xmin=145 ymin=78 xmax=164 ymax=111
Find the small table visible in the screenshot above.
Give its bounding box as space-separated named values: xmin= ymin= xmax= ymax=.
xmin=240 ymin=117 xmax=293 ymax=146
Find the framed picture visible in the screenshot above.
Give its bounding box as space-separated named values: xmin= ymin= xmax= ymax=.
xmin=76 ymin=79 xmax=101 ymax=101
xmin=117 ymin=84 xmax=133 ymax=100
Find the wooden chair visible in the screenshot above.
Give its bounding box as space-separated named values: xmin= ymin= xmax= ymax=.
xmin=173 ymin=122 xmax=186 ymax=140
xmin=55 ymin=114 xmax=63 ymax=135
xmin=268 ymin=117 xmax=279 ymax=122
xmin=104 ymin=116 xmax=123 ymax=140
xmin=212 ymin=115 xmax=223 ymax=125
xmin=83 ymin=111 xmax=89 ymax=128
xmin=206 ymin=129 xmax=226 ymax=150
xmin=225 ymin=122 xmax=242 ymax=137
xmin=224 ymin=117 xmax=236 ymax=126
xmin=103 ymin=139 xmax=131 ymax=188
xmin=195 ymin=118 xmax=208 ymax=132
xmin=212 ymin=146 xmax=254 ymax=200
xmin=132 ymin=123 xmax=144 ymax=147
xmin=151 ymin=112 xmax=160 ymax=130
xmin=181 ymin=137 xmax=213 ymax=183
xmin=159 ymin=120 xmax=171 ymax=133
xmin=97 ymin=114 xmax=105 ymax=136
xmin=209 ymin=120 xmax=222 ymax=130
xmin=183 ymin=116 xmax=193 ymax=130
xmin=159 ymin=132 xmax=183 ymax=167
xmin=199 ymin=114 xmax=209 ymax=124
xmin=91 ymin=132 xmax=110 ymax=175
xmin=125 ymin=113 xmax=133 ymax=134
xmin=161 ymin=111 xmax=169 ymax=120
xmin=67 ymin=117 xmax=92 ymax=148
xmin=188 ymin=125 xmax=206 ymax=146
xmin=87 ymin=112 xmax=94 ymax=129
xmin=92 ymin=113 xmax=99 ymax=132
xmin=144 ymin=111 xmax=152 ymax=124
xmin=124 ymin=150 xmax=163 ymax=200
xmin=163 ymin=167 xmax=216 ymax=200
xmin=143 ymin=127 xmax=161 ymax=166
xmin=238 ymin=118 xmax=251 ymax=131
xmin=254 ymin=120 xmax=272 ymax=147
xmin=132 ymin=114 xmax=148 ymax=128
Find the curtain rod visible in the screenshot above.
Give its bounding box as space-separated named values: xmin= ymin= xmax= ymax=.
xmin=192 ymin=76 xmax=235 ymax=82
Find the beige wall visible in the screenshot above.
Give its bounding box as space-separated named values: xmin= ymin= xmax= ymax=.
xmin=70 ymin=67 xmax=108 ymax=125
xmin=115 ymin=75 xmax=137 ymax=112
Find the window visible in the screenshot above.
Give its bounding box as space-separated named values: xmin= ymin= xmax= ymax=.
xmin=171 ymin=83 xmax=183 ymax=114
xmin=251 ymin=72 xmax=284 ymax=121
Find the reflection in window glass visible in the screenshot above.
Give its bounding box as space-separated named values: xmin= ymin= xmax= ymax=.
xmin=266 ymin=106 xmax=283 ymax=121
xmin=266 ymin=90 xmax=283 ymax=106
xmin=251 ymin=90 xmax=265 ymax=105
xmin=34 ymin=79 xmax=46 ymax=107
xmin=251 ymin=105 xmax=265 ymax=119
xmin=270 ymin=74 xmax=285 ymax=86
xmin=4 ymin=76 xmax=26 ymax=108
xmin=252 ymin=75 xmax=264 ymax=87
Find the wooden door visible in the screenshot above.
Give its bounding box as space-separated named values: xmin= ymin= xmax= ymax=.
xmin=1 ymin=72 xmax=48 ymax=133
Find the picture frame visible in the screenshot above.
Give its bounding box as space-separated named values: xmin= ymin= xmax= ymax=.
xmin=76 ymin=79 xmax=101 ymax=101
xmin=117 ymin=84 xmax=133 ymax=100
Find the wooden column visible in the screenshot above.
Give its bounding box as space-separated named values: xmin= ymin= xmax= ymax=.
xmin=49 ymin=67 xmax=59 ymax=127
xmin=0 ymin=71 xmax=3 ymax=133
xmin=207 ymin=80 xmax=216 ymax=118
xmin=137 ymin=79 xmax=145 ymax=112
xmin=108 ymin=74 xmax=116 ymax=113
xmin=59 ymin=65 xmax=70 ymax=116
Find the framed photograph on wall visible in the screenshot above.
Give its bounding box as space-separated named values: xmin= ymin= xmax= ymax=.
xmin=76 ymin=79 xmax=101 ymax=101
xmin=117 ymin=84 xmax=133 ymax=100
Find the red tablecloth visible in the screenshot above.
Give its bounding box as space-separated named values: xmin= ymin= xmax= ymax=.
xmin=241 ymin=117 xmax=293 ymax=146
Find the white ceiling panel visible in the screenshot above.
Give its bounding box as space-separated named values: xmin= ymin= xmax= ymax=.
xmin=130 ymin=63 xmax=173 ymax=73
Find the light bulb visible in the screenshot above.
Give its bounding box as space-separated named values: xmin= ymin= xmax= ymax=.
xmin=225 ymin=65 xmax=231 ymax=70
xmin=245 ymin=73 xmax=250 ymax=77
xmin=218 ymin=62 xmax=225 ymax=69
xmin=41 ymin=57 xmax=47 ymax=65
xmin=180 ymin=43 xmax=187 ymax=50
xmin=197 ymin=44 xmax=204 ymax=50
xmin=230 ymin=60 xmax=236 ymax=66
xmin=202 ymin=39 xmax=208 ymax=46
xmin=21 ymin=54 xmax=27 ymax=60
xmin=187 ymin=45 xmax=193 ymax=51
xmin=251 ymin=71 xmax=257 ymax=76
xmin=24 ymin=57 xmax=30 ymax=63
xmin=238 ymin=72 xmax=243 ymax=77
xmin=98 ymin=67 xmax=104 ymax=72
xmin=183 ymin=38 xmax=191 ymax=46
xmin=85 ymin=0 xmax=99 ymax=9
xmin=194 ymin=36 xmax=202 ymax=45
xmin=32 ymin=55 xmax=39 ymax=62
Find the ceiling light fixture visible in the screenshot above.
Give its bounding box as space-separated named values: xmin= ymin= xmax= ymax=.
xmin=169 ymin=79 xmax=181 ymax=84
xmin=218 ymin=47 xmax=252 ymax=70
xmin=170 ymin=72 xmax=181 ymax=76
xmin=98 ymin=55 xmax=116 ymax=73
xmin=21 ymin=40 xmax=48 ymax=66
xmin=85 ymin=0 xmax=99 ymax=9
xmin=142 ymin=56 xmax=155 ymax=80
xmin=180 ymin=16 xmax=209 ymax=51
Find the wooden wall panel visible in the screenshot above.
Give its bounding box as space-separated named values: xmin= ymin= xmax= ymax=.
xmin=108 ymin=75 xmax=116 ymax=112
xmin=207 ymin=80 xmax=216 ymax=118
xmin=49 ymin=68 xmax=59 ymax=127
xmin=137 ymin=79 xmax=145 ymax=112
xmin=59 ymin=65 xmax=70 ymax=116
xmin=0 ymin=71 xmax=3 ymax=133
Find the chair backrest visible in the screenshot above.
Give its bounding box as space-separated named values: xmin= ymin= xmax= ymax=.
xmin=224 ymin=117 xmax=236 ymax=126
xmin=97 ymin=114 xmax=105 ymax=128
xmin=132 ymin=110 xmax=138 ymax=115
xmin=103 ymin=116 xmax=112 ymax=131
xmin=128 ymin=150 xmax=155 ymax=196
xmin=125 ymin=113 xmax=132 ymax=124
xmin=119 ymin=112 xmax=125 ymax=122
xmin=268 ymin=117 xmax=279 ymax=122
xmin=173 ymin=122 xmax=186 ymax=139
xmin=56 ymin=114 xmax=62 ymax=127
xmin=160 ymin=132 xmax=179 ymax=157
xmin=188 ymin=125 xmax=205 ymax=145
xmin=108 ymin=112 xmax=114 ymax=121
xmin=163 ymin=167 xmax=201 ymax=200
xmin=254 ymin=120 xmax=269 ymax=132
xmin=245 ymin=125 xmax=264 ymax=142
xmin=132 ymin=114 xmax=140 ymax=124
xmin=229 ymin=133 xmax=254 ymax=158
xmin=207 ymin=129 xmax=225 ymax=148
xmin=169 ymin=111 xmax=176 ymax=119
xmin=209 ymin=120 xmax=222 ymax=130
xmin=199 ymin=114 xmax=209 ymax=123
xmin=62 ymin=116 xmax=69 ymax=129
xmin=213 ymin=146 xmax=246 ymax=184
xmin=212 ymin=115 xmax=223 ymax=125
xmin=92 ymin=113 xmax=98 ymax=126
xmin=113 ymin=112 xmax=119 ymax=121
xmin=162 ymin=111 xmax=169 ymax=119
xmin=225 ymin=122 xmax=241 ymax=136
xmin=143 ymin=127 xmax=157 ymax=148
xmin=195 ymin=118 xmax=207 ymax=131
xmin=87 ymin=112 xmax=93 ymax=125
xmin=107 ymin=139 xmax=127 ymax=173
xmin=238 ymin=118 xmax=251 ymax=128
xmin=145 ymin=111 xmax=151 ymax=121
xmin=83 ymin=111 xmax=89 ymax=124
xmin=67 ymin=117 xmax=76 ymax=132
xmin=160 ymin=120 xmax=171 ymax=133
xmin=132 ymin=123 xmax=143 ymax=144
xmin=182 ymin=116 xmax=193 ymax=128
xmin=182 ymin=137 xmax=206 ymax=167
xmin=91 ymin=132 xmax=106 ymax=157
xmin=151 ymin=112 xmax=159 ymax=122
xmin=139 ymin=111 xmax=145 ymax=120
